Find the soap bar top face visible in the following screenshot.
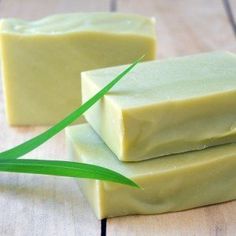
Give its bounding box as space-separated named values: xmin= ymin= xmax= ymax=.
xmin=66 ymin=124 xmax=236 ymax=219
xmin=83 ymin=51 xmax=236 ymax=107
xmin=82 ymin=51 xmax=236 ymax=161
xmin=0 ymin=13 xmax=156 ymax=37
xmin=0 ymin=13 xmax=156 ymax=125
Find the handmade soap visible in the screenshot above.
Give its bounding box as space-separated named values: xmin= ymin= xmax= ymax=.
xmin=82 ymin=51 xmax=236 ymax=161
xmin=0 ymin=13 xmax=156 ymax=125
xmin=66 ymin=124 xmax=236 ymax=219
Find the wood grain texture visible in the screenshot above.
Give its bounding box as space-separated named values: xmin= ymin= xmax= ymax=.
xmin=0 ymin=1 xmax=111 ymax=236
xmin=0 ymin=0 xmax=110 ymax=20
xmin=107 ymin=202 xmax=236 ymax=236
xmin=107 ymin=0 xmax=236 ymax=235
xmin=114 ymin=0 xmax=236 ymax=58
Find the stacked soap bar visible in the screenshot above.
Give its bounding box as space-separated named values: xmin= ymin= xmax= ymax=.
xmin=0 ymin=13 xmax=156 ymax=125
xmin=66 ymin=51 xmax=236 ymax=219
xmin=82 ymin=51 xmax=236 ymax=161
xmin=66 ymin=124 xmax=236 ymax=219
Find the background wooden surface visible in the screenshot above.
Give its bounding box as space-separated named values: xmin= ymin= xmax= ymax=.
xmin=0 ymin=0 xmax=235 ymax=236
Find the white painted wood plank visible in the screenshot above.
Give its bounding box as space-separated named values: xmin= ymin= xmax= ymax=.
xmin=107 ymin=0 xmax=236 ymax=235
xmin=0 ymin=0 xmax=111 ymax=235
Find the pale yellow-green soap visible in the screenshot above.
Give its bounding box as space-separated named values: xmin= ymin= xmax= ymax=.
xmin=66 ymin=124 xmax=236 ymax=219
xmin=82 ymin=51 xmax=236 ymax=161
xmin=0 ymin=13 xmax=156 ymax=125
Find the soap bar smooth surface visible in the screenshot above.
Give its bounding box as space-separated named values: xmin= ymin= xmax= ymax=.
xmin=0 ymin=13 xmax=156 ymax=125
xmin=66 ymin=124 xmax=236 ymax=219
xmin=82 ymin=51 xmax=236 ymax=161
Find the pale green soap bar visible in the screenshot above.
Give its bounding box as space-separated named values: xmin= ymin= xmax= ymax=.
xmin=66 ymin=124 xmax=236 ymax=219
xmin=0 ymin=13 xmax=156 ymax=125
xmin=82 ymin=51 xmax=236 ymax=161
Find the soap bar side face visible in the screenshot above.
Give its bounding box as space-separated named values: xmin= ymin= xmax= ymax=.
xmin=0 ymin=29 xmax=156 ymax=125
xmin=66 ymin=124 xmax=236 ymax=219
xmin=99 ymin=156 xmax=236 ymax=218
xmin=66 ymin=136 xmax=102 ymax=218
xmin=82 ymin=73 xmax=124 ymax=158
xmin=121 ymin=90 xmax=236 ymax=161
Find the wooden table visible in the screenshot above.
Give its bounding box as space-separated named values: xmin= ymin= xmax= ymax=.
xmin=0 ymin=0 xmax=235 ymax=235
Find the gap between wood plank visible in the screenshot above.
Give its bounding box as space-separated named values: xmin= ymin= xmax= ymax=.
xmin=222 ymin=0 xmax=236 ymax=37
xmin=101 ymin=219 xmax=107 ymax=236
xmin=110 ymin=0 xmax=117 ymax=12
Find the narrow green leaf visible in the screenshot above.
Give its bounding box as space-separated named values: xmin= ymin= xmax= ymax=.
xmin=0 ymin=55 xmax=144 ymax=160
xmin=0 ymin=159 xmax=139 ymax=188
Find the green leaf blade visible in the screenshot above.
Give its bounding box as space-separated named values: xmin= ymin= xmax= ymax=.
xmin=0 ymin=159 xmax=140 ymax=188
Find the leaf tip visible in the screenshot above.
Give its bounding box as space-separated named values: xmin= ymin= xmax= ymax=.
xmin=125 ymin=178 xmax=141 ymax=189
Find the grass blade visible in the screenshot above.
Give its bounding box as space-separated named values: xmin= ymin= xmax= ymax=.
xmin=0 ymin=159 xmax=139 ymax=188
xmin=0 ymin=56 xmax=144 ymax=160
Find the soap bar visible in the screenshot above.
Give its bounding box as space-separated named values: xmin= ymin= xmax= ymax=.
xmin=82 ymin=51 xmax=236 ymax=161
xmin=0 ymin=13 xmax=156 ymax=125
xmin=66 ymin=124 xmax=236 ymax=219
